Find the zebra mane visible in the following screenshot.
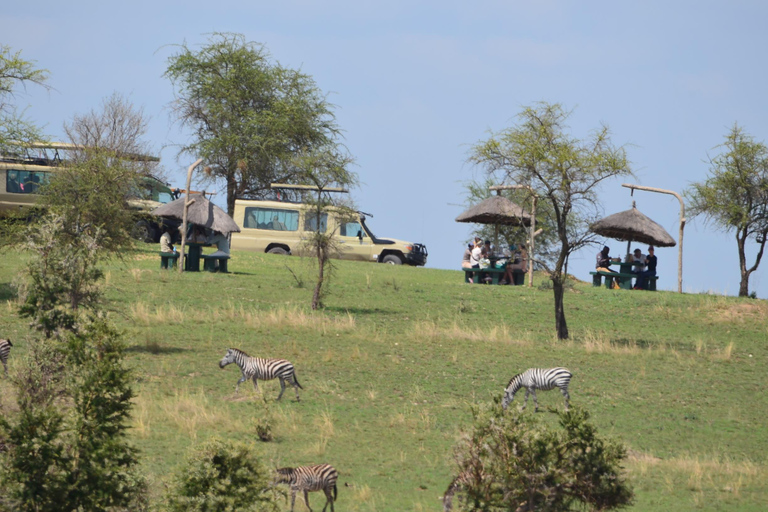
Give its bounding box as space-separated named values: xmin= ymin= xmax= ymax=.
xmin=229 ymin=347 xmax=248 ymax=357
xmin=276 ymin=467 xmax=295 ymax=474
xmin=506 ymin=373 xmax=523 ymax=389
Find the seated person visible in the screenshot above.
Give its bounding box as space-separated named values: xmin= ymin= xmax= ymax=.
xmin=270 ymin=215 xmax=287 ymax=230
xmin=187 ymin=225 xmax=208 ymax=243
xmin=631 ymin=248 xmax=646 ymax=273
xmin=206 ymin=230 xmax=230 ymax=257
xmin=501 ymin=243 xmax=527 ymax=285
xmin=596 ymin=245 xmax=620 ymax=287
xmin=461 ymin=243 xmax=473 ymax=269
xmin=159 ymin=227 xmax=177 ymax=254
xmin=6 ymin=171 xmax=21 ymax=193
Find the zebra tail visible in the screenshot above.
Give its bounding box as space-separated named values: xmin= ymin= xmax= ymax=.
xmin=333 ymin=483 xmax=337 ymax=501
xmin=294 ymin=372 xmax=304 ymax=389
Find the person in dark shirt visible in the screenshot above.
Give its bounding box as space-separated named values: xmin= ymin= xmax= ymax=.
xmin=634 ymin=246 xmax=658 ymax=290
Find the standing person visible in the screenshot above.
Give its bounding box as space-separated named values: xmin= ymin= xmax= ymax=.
xmin=634 ymin=246 xmax=657 ymax=290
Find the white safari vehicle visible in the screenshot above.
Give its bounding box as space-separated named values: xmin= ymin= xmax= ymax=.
xmin=230 ymin=198 xmax=427 ymax=266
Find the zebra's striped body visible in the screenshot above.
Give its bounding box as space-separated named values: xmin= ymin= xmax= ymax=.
xmin=218 ymin=347 xmax=303 ymax=401
xmin=275 ymin=464 xmax=338 ymax=512
xmin=0 ymin=339 xmax=12 ymax=375
xmin=502 ymin=367 xmax=572 ymax=411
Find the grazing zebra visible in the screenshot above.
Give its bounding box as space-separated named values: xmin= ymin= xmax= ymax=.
xmin=502 ymin=367 xmax=572 ymax=412
xmin=442 ymin=472 xmax=471 ymax=512
xmin=0 ymin=339 xmax=12 ymax=375
xmin=275 ymin=464 xmax=338 ymax=512
xmin=218 ymin=347 xmax=303 ymax=401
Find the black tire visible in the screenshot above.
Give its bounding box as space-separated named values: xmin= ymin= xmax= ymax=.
xmin=132 ymin=220 xmax=156 ymax=243
xmin=267 ymin=247 xmax=289 ymax=255
xmin=381 ymin=254 xmax=402 ymax=265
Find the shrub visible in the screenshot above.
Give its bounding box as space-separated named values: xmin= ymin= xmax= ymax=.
xmin=165 ymin=438 xmax=282 ymax=512
xmin=447 ymin=402 xmax=633 ymax=511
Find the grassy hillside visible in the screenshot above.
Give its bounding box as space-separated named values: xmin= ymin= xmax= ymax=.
xmin=1 ymin=245 xmax=767 ymax=511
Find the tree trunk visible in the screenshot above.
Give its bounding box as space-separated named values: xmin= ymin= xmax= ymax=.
xmin=553 ymin=274 xmax=568 ymax=340
xmin=226 ymin=169 xmax=237 ymax=216
xmin=312 ymin=249 xmax=325 ymax=310
xmin=737 ymin=232 xmax=749 ymax=297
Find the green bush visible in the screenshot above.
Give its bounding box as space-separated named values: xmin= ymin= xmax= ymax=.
xmin=447 ymin=403 xmax=633 ymax=511
xmin=165 ymin=438 xmax=282 ymax=512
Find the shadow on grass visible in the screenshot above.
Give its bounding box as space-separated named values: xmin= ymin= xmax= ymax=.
xmin=324 ymin=306 xmax=399 ymax=316
xmin=612 ymin=337 xmax=696 ymax=352
xmin=0 ymin=282 xmax=16 ymax=301
xmin=126 ymin=344 xmax=188 ymax=355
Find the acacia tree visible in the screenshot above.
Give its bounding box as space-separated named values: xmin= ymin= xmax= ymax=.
xmin=0 ymin=45 xmax=50 ymax=154
xmin=164 ymin=32 xmax=342 ymax=214
xmin=291 ymin=148 xmax=357 ymax=310
xmin=470 ymin=103 xmax=631 ymax=340
xmin=686 ymin=124 xmax=768 ymax=297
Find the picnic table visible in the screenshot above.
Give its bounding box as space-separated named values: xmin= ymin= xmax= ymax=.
xmin=184 ymin=242 xmax=208 ymax=272
xmin=589 ymin=260 xmax=657 ymax=290
xmin=462 ymin=265 xmax=525 ymax=285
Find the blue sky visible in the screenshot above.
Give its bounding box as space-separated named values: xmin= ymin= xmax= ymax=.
xmin=5 ymin=1 xmax=768 ymax=297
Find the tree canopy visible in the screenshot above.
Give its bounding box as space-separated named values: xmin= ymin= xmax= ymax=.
xmin=686 ymin=124 xmax=768 ymax=297
xmin=0 ymin=45 xmax=50 ymax=155
xmin=470 ymin=103 xmax=631 ymax=339
xmin=164 ymin=33 xmax=344 ymax=214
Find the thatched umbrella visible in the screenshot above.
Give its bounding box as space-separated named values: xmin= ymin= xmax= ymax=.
xmin=456 ymin=195 xmax=532 ymax=256
xmin=455 ymin=195 xmax=532 ymax=227
xmin=590 ymin=201 xmax=676 ymax=256
xmin=152 ymin=194 xmax=240 ymax=234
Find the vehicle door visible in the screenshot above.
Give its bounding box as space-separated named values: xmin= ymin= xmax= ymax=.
xmin=334 ymin=216 xmax=375 ymax=262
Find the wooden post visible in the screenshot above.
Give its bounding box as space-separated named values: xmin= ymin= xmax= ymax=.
xmin=621 ymin=183 xmax=685 ymax=293
xmin=178 ymin=158 xmax=203 ymax=274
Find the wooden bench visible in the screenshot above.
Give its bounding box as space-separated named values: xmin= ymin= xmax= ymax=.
xmin=590 ymin=271 xmax=658 ymax=291
xmin=201 ymin=254 xmax=230 ymax=273
xmin=159 ymin=252 xmax=179 ymax=269
xmin=463 ymin=267 xmax=525 ymax=285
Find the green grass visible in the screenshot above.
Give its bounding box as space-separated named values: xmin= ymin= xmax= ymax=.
xmin=1 ymin=245 xmax=767 ymax=511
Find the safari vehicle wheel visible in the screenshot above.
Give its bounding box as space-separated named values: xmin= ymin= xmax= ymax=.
xmin=267 ymin=247 xmax=289 ymax=255
xmin=132 ymin=220 xmax=156 ymax=243
xmin=381 ymin=254 xmax=402 ymax=265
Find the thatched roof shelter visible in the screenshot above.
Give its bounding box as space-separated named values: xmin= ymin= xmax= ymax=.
xmin=590 ymin=203 xmax=676 ymax=248
xmin=152 ymin=194 xmax=240 ymax=234
xmin=455 ymin=196 xmax=532 ymax=226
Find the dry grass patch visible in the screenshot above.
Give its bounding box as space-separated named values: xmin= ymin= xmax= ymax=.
xmin=163 ymin=388 xmax=243 ymax=439
xmin=628 ymin=450 xmax=763 ymax=495
xmin=413 ymin=320 xmax=529 ymax=346
xmin=130 ymin=301 xmax=187 ymax=326
xmin=692 ymin=296 xmax=768 ymax=324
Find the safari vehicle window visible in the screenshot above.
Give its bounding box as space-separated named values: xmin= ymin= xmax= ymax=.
xmin=6 ymin=169 xmax=49 ymax=194
xmin=339 ymin=220 xmax=366 ymax=238
xmin=244 ymin=207 xmax=299 ymax=231
xmin=304 ymin=212 xmax=328 ymax=233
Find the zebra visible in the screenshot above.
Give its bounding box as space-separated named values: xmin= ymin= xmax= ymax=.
xmin=502 ymin=367 xmax=572 ymax=412
xmin=218 ymin=347 xmax=303 ymax=401
xmin=275 ymin=464 xmax=338 ymax=512
xmin=442 ymin=472 xmax=471 ymax=512
xmin=0 ymin=339 xmax=12 ymax=375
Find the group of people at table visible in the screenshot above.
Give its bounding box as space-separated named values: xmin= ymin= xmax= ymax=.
xmin=596 ymin=245 xmax=657 ymax=290
xmin=462 ymin=237 xmax=527 ymax=285
xmin=159 ymin=224 xmax=231 ymax=271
